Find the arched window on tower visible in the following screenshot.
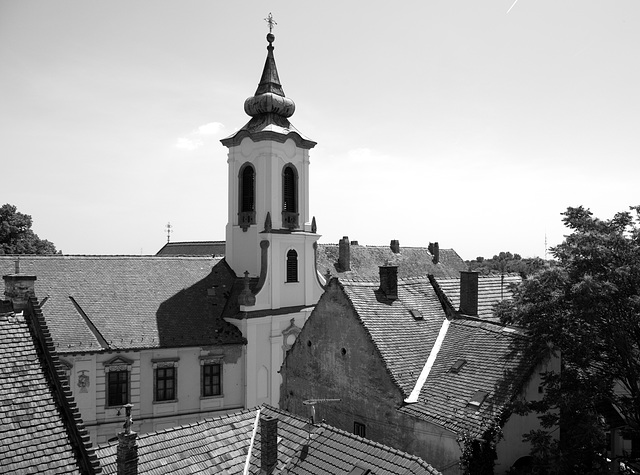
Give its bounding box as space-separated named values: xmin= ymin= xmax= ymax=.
xmin=239 ymin=163 xmax=256 ymax=231
xmin=282 ymin=165 xmax=298 ymax=229
xmin=286 ymin=249 xmax=298 ymax=283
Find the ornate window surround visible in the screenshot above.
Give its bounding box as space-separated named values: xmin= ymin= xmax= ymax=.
xmin=103 ymin=355 xmax=133 ymax=408
xmin=152 ymin=358 xmax=179 ymax=403
xmin=282 ymin=318 xmax=302 ymax=358
xmin=200 ymin=355 xmax=223 ymax=399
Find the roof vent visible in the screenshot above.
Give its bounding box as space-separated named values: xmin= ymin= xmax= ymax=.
xmin=450 ymin=358 xmax=466 ymax=373
xmin=409 ymin=309 xmax=423 ymax=320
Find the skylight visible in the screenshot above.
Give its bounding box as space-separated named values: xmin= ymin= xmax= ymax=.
xmin=450 ymin=358 xmax=466 ymax=373
xmin=468 ymin=390 xmax=489 ymax=407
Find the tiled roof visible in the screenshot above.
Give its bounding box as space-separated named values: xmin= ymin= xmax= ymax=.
xmin=0 ymin=256 xmax=245 ymax=353
xmin=155 ymin=241 xmax=225 ymax=256
xmin=399 ymin=319 xmax=530 ymax=439
xmin=338 ymin=277 xmax=448 ymax=397
xmin=337 ymin=275 xmax=531 ymax=439
xmin=0 ymin=299 xmax=100 ymax=474
xmin=316 ymin=245 xmax=467 ymax=280
xmin=149 ymin=240 xmax=468 ymax=280
xmin=96 ymin=405 xmax=440 ymax=474
xmin=435 ymin=274 xmax=522 ymax=321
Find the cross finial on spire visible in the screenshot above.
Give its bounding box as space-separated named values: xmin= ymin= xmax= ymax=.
xmin=265 ymin=12 xmax=277 ymax=33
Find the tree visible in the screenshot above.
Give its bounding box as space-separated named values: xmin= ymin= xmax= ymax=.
xmin=0 ymin=204 xmax=58 ymax=255
xmin=496 ymin=206 xmax=640 ymax=473
xmin=467 ymin=252 xmax=548 ymax=278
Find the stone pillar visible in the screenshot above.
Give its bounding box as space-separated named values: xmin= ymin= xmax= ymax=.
xmin=117 ymin=404 xmax=138 ymax=475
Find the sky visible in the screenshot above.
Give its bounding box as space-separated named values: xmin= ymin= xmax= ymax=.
xmin=1 ymin=1 xmax=639 ymax=260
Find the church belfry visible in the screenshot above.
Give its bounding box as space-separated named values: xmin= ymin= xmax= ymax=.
xmin=221 ymin=22 xmax=323 ymax=312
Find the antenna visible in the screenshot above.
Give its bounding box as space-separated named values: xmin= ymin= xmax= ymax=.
xmin=165 ymin=222 xmax=173 ymax=243
xmin=544 ymin=231 xmax=548 ymax=260
xmin=302 ymin=398 xmax=341 ymax=424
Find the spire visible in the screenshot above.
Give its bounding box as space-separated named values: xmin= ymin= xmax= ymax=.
xmin=243 ymin=31 xmax=295 ymax=119
xmin=221 ymin=15 xmax=316 ymax=149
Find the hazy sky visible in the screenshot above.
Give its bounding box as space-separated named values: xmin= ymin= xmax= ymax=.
xmin=1 ymin=1 xmax=638 ymax=260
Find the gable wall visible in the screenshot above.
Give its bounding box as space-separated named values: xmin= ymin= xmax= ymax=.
xmin=280 ymin=282 xmax=463 ymax=473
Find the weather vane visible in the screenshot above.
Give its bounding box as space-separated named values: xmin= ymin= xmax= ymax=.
xmin=265 ymin=12 xmax=277 ymax=33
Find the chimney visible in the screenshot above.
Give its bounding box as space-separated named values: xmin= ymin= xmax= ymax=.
xmin=338 ymin=236 xmax=350 ymax=271
xmin=428 ymin=242 xmax=440 ymax=264
xmin=260 ymin=414 xmax=278 ymax=474
xmin=379 ymin=265 xmax=398 ymax=301
xmin=459 ymin=271 xmax=479 ymax=316
xmin=390 ymin=239 xmax=400 ymax=254
xmin=3 ymin=273 xmax=37 ymax=312
xmin=117 ymin=404 xmax=138 ymax=475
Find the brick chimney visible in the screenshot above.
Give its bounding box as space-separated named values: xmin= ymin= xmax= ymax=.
xmin=338 ymin=236 xmax=350 ymax=271
xmin=117 ymin=404 xmax=138 ymax=475
xmin=390 ymin=239 xmax=400 ymax=254
xmin=428 ymin=242 xmax=440 ymax=264
xmin=3 ymin=273 xmax=37 ymax=312
xmin=459 ymin=271 xmax=479 ymax=316
xmin=260 ymin=414 xmax=278 ymax=474
xmin=379 ymin=265 xmax=398 ymax=301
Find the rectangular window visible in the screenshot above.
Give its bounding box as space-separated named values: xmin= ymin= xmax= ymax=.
xmin=354 ymin=421 xmax=366 ymax=438
xmin=107 ymin=370 xmax=129 ymax=406
xmin=202 ymin=363 xmax=222 ymax=397
xmin=155 ymin=367 xmax=176 ymax=402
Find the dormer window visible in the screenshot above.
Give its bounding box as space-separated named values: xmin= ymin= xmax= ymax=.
xmin=239 ymin=163 xmax=256 ymax=231
xmin=282 ymin=165 xmax=298 ymax=229
xmin=286 ymin=249 xmax=298 ymax=283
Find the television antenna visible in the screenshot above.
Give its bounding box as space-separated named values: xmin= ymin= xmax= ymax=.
xmin=303 ymin=398 xmax=341 ymax=424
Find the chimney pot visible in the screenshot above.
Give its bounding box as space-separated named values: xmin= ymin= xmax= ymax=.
xmin=260 ymin=414 xmax=278 ymax=474
xmin=379 ymin=266 xmax=398 ymax=301
xmin=390 ymin=240 xmax=400 ymax=254
xmin=338 ymin=236 xmax=351 ymax=272
xmin=428 ymin=242 xmax=440 ymax=264
xmin=3 ymin=274 xmax=37 ymax=312
xmin=459 ymin=271 xmax=479 ymax=316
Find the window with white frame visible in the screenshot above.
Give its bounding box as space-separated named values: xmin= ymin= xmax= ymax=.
xmin=200 ymin=356 xmax=223 ymax=398
xmin=153 ymin=359 xmax=179 ymax=402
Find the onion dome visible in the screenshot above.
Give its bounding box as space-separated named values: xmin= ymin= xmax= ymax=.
xmin=243 ymin=33 xmax=296 ymax=118
xmin=221 ymin=32 xmax=315 ymax=149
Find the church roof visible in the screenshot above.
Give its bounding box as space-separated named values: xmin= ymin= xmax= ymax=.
xmin=334 ymin=274 xmax=532 ymax=439
xmin=316 ymin=244 xmax=468 ymax=280
xmin=96 ymin=405 xmax=441 ymax=474
xmin=221 ymin=32 xmax=316 ymax=149
xmin=0 ymin=299 xmax=100 ymax=474
xmin=155 ymin=241 xmax=225 ymax=257
xmin=0 ymin=256 xmax=245 ymax=353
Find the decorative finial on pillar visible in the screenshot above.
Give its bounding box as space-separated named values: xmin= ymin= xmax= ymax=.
xmin=264 ymin=212 xmax=272 ymax=232
xmin=238 ymin=270 xmax=256 ymax=307
xmin=123 ymin=403 xmax=133 ymax=434
xmin=311 ymin=216 xmax=317 ymax=234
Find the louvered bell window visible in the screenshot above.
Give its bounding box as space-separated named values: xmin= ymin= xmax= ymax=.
xmin=286 ymin=249 xmax=298 ymax=282
xmin=241 ymin=165 xmax=255 ymax=212
xmin=283 ymin=166 xmax=296 ymax=212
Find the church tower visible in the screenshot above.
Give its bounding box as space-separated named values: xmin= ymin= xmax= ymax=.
xmin=220 ymin=21 xmax=324 ymax=407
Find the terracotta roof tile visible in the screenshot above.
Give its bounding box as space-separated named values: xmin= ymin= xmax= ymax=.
xmin=337 ymin=275 xmax=531 ymax=439
xmin=96 ymin=405 xmax=440 ymax=474
xmin=0 ymin=302 xmax=100 ymax=474
xmin=0 ymin=256 xmax=245 ymax=353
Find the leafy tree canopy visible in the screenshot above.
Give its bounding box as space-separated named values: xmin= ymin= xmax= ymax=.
xmin=496 ymin=205 xmax=640 ymax=473
xmin=467 ymin=251 xmax=550 ymax=278
xmin=0 ymin=204 xmax=58 ymax=255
